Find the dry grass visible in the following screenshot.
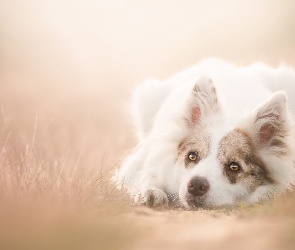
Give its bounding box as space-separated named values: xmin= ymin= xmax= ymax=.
xmin=0 ymin=118 xmax=137 ymax=250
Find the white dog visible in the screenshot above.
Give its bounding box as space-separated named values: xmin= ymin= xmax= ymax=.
xmin=113 ymin=58 xmax=295 ymax=208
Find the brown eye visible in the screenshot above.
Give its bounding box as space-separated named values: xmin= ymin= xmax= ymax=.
xmin=188 ymin=152 xmax=198 ymax=162
xmin=229 ymin=162 xmax=240 ymax=171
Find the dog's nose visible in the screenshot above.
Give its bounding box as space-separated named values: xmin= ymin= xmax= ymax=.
xmin=187 ymin=177 xmax=209 ymax=196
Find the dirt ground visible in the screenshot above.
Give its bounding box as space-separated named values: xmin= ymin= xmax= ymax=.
xmin=1 ymin=1 xmax=295 ymax=250
xmin=128 ymin=207 xmax=291 ymax=250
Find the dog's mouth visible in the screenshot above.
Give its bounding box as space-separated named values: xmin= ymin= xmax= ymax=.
xmin=184 ymin=194 xmax=208 ymax=208
xmin=184 ymin=193 xmax=238 ymax=210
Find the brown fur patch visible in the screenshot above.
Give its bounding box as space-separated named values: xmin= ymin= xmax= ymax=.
xmin=177 ymin=127 xmax=210 ymax=168
xmin=218 ymin=128 xmax=274 ymax=190
xmin=270 ymin=138 xmax=287 ymax=149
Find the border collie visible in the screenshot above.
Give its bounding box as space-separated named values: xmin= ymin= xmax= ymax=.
xmin=114 ymin=59 xmax=295 ymax=208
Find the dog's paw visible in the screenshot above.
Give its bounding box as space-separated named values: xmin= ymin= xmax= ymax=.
xmin=134 ymin=188 xmax=169 ymax=207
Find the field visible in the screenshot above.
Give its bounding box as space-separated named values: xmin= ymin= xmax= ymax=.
xmin=1 ymin=0 xmax=295 ymax=249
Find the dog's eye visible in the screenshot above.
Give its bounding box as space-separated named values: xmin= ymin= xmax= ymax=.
xmin=229 ymin=162 xmax=240 ymax=171
xmin=188 ymin=152 xmax=198 ymax=162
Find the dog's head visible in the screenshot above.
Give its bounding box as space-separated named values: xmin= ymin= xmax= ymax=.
xmin=176 ymin=77 xmax=295 ymax=208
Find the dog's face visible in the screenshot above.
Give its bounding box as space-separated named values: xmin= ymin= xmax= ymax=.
xmin=176 ymin=77 xmax=292 ymax=208
xmin=177 ymin=125 xmax=275 ymax=208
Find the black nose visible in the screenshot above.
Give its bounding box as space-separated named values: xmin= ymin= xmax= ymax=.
xmin=187 ymin=177 xmax=209 ymax=196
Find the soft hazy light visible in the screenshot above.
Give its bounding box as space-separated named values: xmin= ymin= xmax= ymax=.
xmin=0 ymin=0 xmax=294 ymax=166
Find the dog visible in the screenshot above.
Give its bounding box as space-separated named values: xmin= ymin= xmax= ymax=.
xmin=113 ymin=58 xmax=295 ymax=208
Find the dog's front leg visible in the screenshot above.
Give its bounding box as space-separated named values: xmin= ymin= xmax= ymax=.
xmin=133 ymin=169 xmax=169 ymax=207
xmin=115 ymin=149 xmax=169 ymax=207
xmin=132 ymin=143 xmax=179 ymax=207
xmin=134 ymin=187 xmax=168 ymax=207
xmin=117 ymin=138 xmax=177 ymax=207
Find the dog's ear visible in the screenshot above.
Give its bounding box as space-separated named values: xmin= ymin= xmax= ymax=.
xmin=188 ymin=76 xmax=220 ymax=125
xmin=250 ymin=92 xmax=289 ymax=148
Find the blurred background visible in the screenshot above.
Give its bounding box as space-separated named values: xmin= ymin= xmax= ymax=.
xmin=0 ymin=0 xmax=295 ymax=170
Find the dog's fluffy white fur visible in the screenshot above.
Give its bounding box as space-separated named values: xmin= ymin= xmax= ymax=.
xmin=113 ymin=58 xmax=295 ymax=208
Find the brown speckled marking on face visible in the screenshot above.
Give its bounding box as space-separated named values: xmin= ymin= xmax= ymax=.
xmin=270 ymin=138 xmax=286 ymax=149
xmin=177 ymin=126 xmax=210 ymax=168
xmin=218 ymin=128 xmax=274 ymax=190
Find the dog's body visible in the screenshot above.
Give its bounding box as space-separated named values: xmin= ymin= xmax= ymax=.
xmin=114 ymin=59 xmax=295 ymax=208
